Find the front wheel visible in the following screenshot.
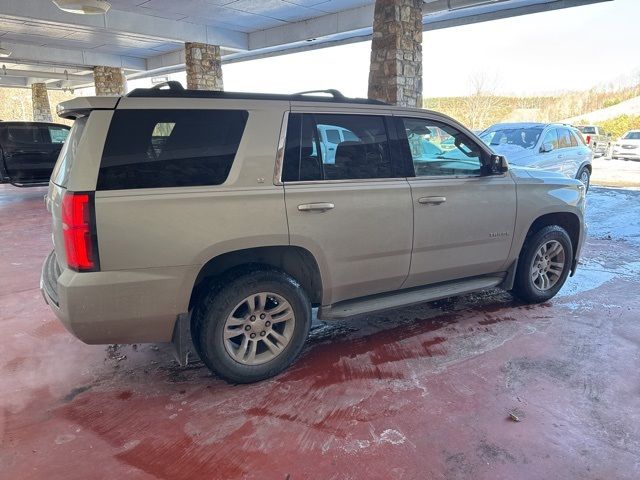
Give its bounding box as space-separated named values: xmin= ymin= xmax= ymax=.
xmin=512 ymin=225 xmax=573 ymax=304
xmin=192 ymin=269 xmax=312 ymax=383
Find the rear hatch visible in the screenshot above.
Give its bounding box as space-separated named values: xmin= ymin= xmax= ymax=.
xmin=46 ymin=97 xmax=119 ymax=272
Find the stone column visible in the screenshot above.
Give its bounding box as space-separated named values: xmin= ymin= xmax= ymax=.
xmin=93 ymin=66 xmax=126 ymax=96
xmin=368 ymin=0 xmax=423 ymax=108
xmin=185 ymin=42 xmax=224 ymax=91
xmin=31 ymin=83 xmax=53 ymax=122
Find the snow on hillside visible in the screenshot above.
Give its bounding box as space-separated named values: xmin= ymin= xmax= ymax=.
xmin=564 ymin=96 xmax=640 ymax=124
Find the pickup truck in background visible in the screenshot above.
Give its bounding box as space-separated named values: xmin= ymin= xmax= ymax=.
xmin=576 ymin=125 xmax=610 ymax=157
xmin=0 ymin=121 xmax=70 ymax=186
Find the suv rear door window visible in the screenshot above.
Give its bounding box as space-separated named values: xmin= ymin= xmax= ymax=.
xmin=282 ymin=113 xmax=395 ymax=181
xmin=3 ymin=124 xmax=45 ymax=145
xmin=98 ymin=109 xmax=248 ymax=190
xmin=557 ymin=128 xmax=572 ymax=149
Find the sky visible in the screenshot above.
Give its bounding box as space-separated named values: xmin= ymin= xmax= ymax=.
xmin=130 ymin=0 xmax=640 ymax=98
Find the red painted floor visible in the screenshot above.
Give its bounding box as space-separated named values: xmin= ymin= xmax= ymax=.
xmin=1 ymin=184 xmax=639 ymax=480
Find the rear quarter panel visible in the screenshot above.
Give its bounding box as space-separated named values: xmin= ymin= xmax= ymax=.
xmin=93 ymin=102 xmax=290 ymax=312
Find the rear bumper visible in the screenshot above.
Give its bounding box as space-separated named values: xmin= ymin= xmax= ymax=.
xmin=41 ymin=250 xmax=196 ymax=344
xmin=612 ymin=148 xmax=640 ymax=159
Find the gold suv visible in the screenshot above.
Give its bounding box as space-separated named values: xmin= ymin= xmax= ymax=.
xmin=41 ymin=84 xmax=586 ymax=383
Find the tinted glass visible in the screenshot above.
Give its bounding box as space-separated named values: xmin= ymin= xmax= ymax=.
xmin=402 ymin=118 xmax=482 ymax=177
xmin=98 ymin=109 xmax=248 ymax=190
xmin=578 ymin=126 xmax=596 ymax=134
xmin=325 ymin=129 xmax=341 ymax=144
xmin=47 ymin=126 xmax=70 ymax=144
xmin=557 ymin=128 xmax=572 ymax=149
xmin=623 ymin=131 xmax=640 ymax=140
xmin=282 ymin=113 xmax=394 ymax=181
xmin=3 ymin=125 xmax=45 ymax=144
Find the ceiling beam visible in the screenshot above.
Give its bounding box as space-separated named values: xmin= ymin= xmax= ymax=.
xmin=0 ymin=67 xmax=93 ymax=84
xmin=247 ymin=0 xmax=611 ymax=50
xmin=0 ymin=76 xmax=28 ymax=88
xmin=0 ymin=0 xmax=248 ymax=50
xmin=1 ymin=41 xmax=146 ymax=70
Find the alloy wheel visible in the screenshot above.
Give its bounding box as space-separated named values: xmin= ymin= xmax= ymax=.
xmin=531 ymin=240 xmax=566 ymax=291
xmin=223 ymin=292 xmax=296 ymax=365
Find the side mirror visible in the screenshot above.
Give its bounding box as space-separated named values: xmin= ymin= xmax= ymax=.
xmin=540 ymin=142 xmax=554 ymax=153
xmin=487 ymin=154 xmax=508 ymax=174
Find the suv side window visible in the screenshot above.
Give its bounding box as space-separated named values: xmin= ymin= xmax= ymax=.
xmin=569 ymin=130 xmax=578 ymax=147
xmin=3 ymin=124 xmax=43 ymax=145
xmin=542 ymin=129 xmax=559 ymax=150
xmin=47 ymin=126 xmax=70 ymax=144
xmin=557 ymin=128 xmax=572 ymax=149
xmin=400 ymin=117 xmax=482 ymax=177
xmin=282 ymin=113 xmax=395 ymax=181
xmin=98 ymin=109 xmax=248 ymax=190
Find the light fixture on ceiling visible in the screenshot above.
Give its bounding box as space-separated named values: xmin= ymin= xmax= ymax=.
xmin=0 ymin=44 xmax=11 ymax=58
xmin=52 ymin=0 xmax=111 ymax=15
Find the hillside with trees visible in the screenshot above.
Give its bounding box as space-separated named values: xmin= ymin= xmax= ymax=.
xmin=424 ymin=73 xmax=640 ymax=136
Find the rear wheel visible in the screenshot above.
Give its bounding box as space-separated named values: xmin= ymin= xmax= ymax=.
xmin=192 ymin=269 xmax=311 ymax=383
xmin=512 ymin=226 xmax=573 ymax=304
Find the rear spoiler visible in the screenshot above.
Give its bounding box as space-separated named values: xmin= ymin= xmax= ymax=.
xmin=56 ymin=97 xmax=120 ymax=120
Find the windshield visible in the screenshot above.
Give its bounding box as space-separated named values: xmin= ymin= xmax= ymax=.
xmin=623 ymin=131 xmax=640 ymax=140
xmin=479 ymin=126 xmax=543 ymax=150
xmin=578 ymin=126 xmax=596 ymax=134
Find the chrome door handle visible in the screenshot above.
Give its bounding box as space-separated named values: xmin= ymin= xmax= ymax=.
xmin=418 ymin=196 xmax=446 ymax=205
xmin=298 ymin=202 xmax=335 ymax=212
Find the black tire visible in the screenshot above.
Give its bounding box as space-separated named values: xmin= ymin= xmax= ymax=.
xmin=192 ymin=268 xmax=311 ymax=383
xmin=512 ymin=225 xmax=573 ymax=304
xmin=577 ymin=166 xmax=591 ymax=192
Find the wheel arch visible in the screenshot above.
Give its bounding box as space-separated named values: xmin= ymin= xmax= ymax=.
xmin=524 ymin=212 xmax=581 ymax=268
xmin=189 ymin=245 xmax=324 ymax=310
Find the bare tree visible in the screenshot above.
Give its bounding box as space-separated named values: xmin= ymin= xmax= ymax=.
xmin=461 ymin=72 xmax=504 ymax=130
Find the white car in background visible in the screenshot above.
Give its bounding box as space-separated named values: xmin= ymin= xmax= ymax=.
xmin=611 ymin=130 xmax=640 ymax=161
xmin=480 ymin=122 xmax=593 ymax=190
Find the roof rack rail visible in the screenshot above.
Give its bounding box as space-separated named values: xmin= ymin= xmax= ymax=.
xmin=293 ymin=89 xmax=346 ymax=100
xmin=125 ymin=87 xmax=387 ymax=105
xmin=150 ymin=81 xmax=184 ymax=91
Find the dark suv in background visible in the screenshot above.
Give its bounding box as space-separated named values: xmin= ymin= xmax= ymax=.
xmin=0 ymin=121 xmax=70 ymax=186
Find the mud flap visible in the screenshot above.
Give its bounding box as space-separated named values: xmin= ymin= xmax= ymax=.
xmin=171 ymin=313 xmax=191 ymax=366
xmin=500 ymin=259 xmax=518 ymax=291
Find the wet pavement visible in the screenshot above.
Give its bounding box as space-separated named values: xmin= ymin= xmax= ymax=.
xmin=1 ymin=184 xmax=639 ymax=479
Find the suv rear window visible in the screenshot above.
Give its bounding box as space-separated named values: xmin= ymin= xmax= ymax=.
xmin=98 ymin=109 xmax=248 ymax=190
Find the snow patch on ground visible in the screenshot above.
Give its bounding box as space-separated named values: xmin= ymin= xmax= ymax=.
xmin=558 ymin=267 xmax=615 ymax=298
xmin=586 ymin=187 xmax=640 ymax=245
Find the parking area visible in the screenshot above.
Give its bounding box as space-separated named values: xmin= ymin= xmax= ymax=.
xmin=1 ymin=182 xmax=639 ymax=479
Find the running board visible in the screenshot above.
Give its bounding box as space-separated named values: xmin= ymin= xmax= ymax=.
xmin=318 ymin=275 xmax=505 ymax=320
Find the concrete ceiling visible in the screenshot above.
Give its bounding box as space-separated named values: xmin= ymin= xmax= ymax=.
xmin=0 ymin=0 xmax=611 ymax=89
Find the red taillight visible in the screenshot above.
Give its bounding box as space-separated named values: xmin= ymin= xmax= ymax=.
xmin=585 ymin=135 xmax=591 ymax=144
xmin=61 ymin=192 xmax=99 ymax=272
